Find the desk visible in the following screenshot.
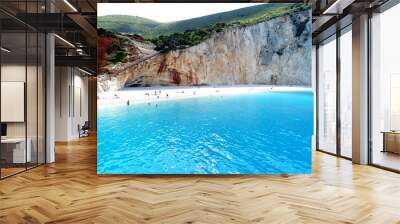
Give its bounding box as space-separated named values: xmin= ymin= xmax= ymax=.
xmin=381 ymin=131 xmax=400 ymax=154
xmin=1 ymin=138 xmax=31 ymax=163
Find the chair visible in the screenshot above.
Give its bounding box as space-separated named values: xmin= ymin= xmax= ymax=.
xmin=79 ymin=121 xmax=90 ymax=138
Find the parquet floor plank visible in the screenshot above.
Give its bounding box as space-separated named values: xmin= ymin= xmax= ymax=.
xmin=0 ymin=135 xmax=400 ymax=223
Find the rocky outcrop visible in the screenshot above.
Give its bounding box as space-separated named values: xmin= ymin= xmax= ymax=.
xmin=98 ymin=10 xmax=311 ymax=92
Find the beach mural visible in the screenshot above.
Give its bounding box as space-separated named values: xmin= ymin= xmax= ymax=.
xmin=97 ymin=3 xmax=313 ymax=174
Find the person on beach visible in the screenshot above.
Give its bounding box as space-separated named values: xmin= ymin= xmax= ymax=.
xmin=166 ymin=94 xmax=169 ymax=98
xmin=127 ymin=100 xmax=130 ymax=106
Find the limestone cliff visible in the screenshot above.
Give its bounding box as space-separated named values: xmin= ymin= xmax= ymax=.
xmin=98 ymin=10 xmax=311 ymax=92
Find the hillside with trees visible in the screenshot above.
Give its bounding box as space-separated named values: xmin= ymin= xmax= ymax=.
xmin=98 ymin=3 xmax=310 ymax=53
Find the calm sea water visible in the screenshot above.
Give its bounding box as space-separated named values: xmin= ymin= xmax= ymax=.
xmin=98 ymin=91 xmax=314 ymax=174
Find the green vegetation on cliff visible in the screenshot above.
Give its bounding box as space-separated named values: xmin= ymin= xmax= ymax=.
xmin=98 ymin=3 xmax=309 ymax=38
xmin=98 ymin=15 xmax=159 ymax=35
xmin=151 ymin=23 xmax=228 ymax=52
xmin=150 ymin=4 xmax=309 ymax=52
xmin=98 ymin=3 xmax=310 ymax=53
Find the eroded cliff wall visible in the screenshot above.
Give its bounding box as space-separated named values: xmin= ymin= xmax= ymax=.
xmin=98 ymin=10 xmax=311 ymax=92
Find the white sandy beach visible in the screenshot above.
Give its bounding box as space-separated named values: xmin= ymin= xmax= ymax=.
xmin=97 ymin=85 xmax=312 ymax=108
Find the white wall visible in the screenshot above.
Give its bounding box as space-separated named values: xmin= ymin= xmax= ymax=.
xmin=318 ymin=38 xmax=337 ymax=154
xmin=55 ymin=66 xmax=70 ymax=141
xmin=55 ymin=67 xmax=89 ymax=141
xmin=71 ymin=72 xmax=89 ymax=138
xmin=340 ymin=30 xmax=353 ymax=158
xmin=1 ymin=65 xmax=42 ymax=137
xmin=1 ymin=65 xmax=26 ymax=140
xmin=1 ymin=63 xmax=46 ymax=164
xmin=370 ymin=4 xmax=400 ymax=162
xmin=1 ymin=82 xmax=25 ymax=122
xmin=372 ymin=4 xmax=400 ymax=131
xmin=1 ymin=65 xmax=25 ymax=167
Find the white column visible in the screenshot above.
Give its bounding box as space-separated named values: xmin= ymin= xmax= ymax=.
xmin=352 ymin=14 xmax=369 ymax=164
xmin=312 ymin=45 xmax=317 ymax=150
xmin=46 ymin=32 xmax=55 ymax=163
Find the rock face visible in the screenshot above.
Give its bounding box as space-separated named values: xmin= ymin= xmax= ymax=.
xmin=98 ymin=10 xmax=311 ymax=92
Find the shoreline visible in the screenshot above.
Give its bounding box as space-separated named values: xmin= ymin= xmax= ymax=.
xmin=97 ymin=85 xmax=312 ymax=108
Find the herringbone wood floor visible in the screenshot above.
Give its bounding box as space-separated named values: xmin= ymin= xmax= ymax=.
xmin=1 ymin=135 xmax=400 ymax=224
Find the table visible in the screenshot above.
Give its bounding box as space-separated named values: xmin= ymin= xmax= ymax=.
xmin=381 ymin=131 xmax=400 ymax=154
xmin=1 ymin=138 xmax=31 ymax=163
